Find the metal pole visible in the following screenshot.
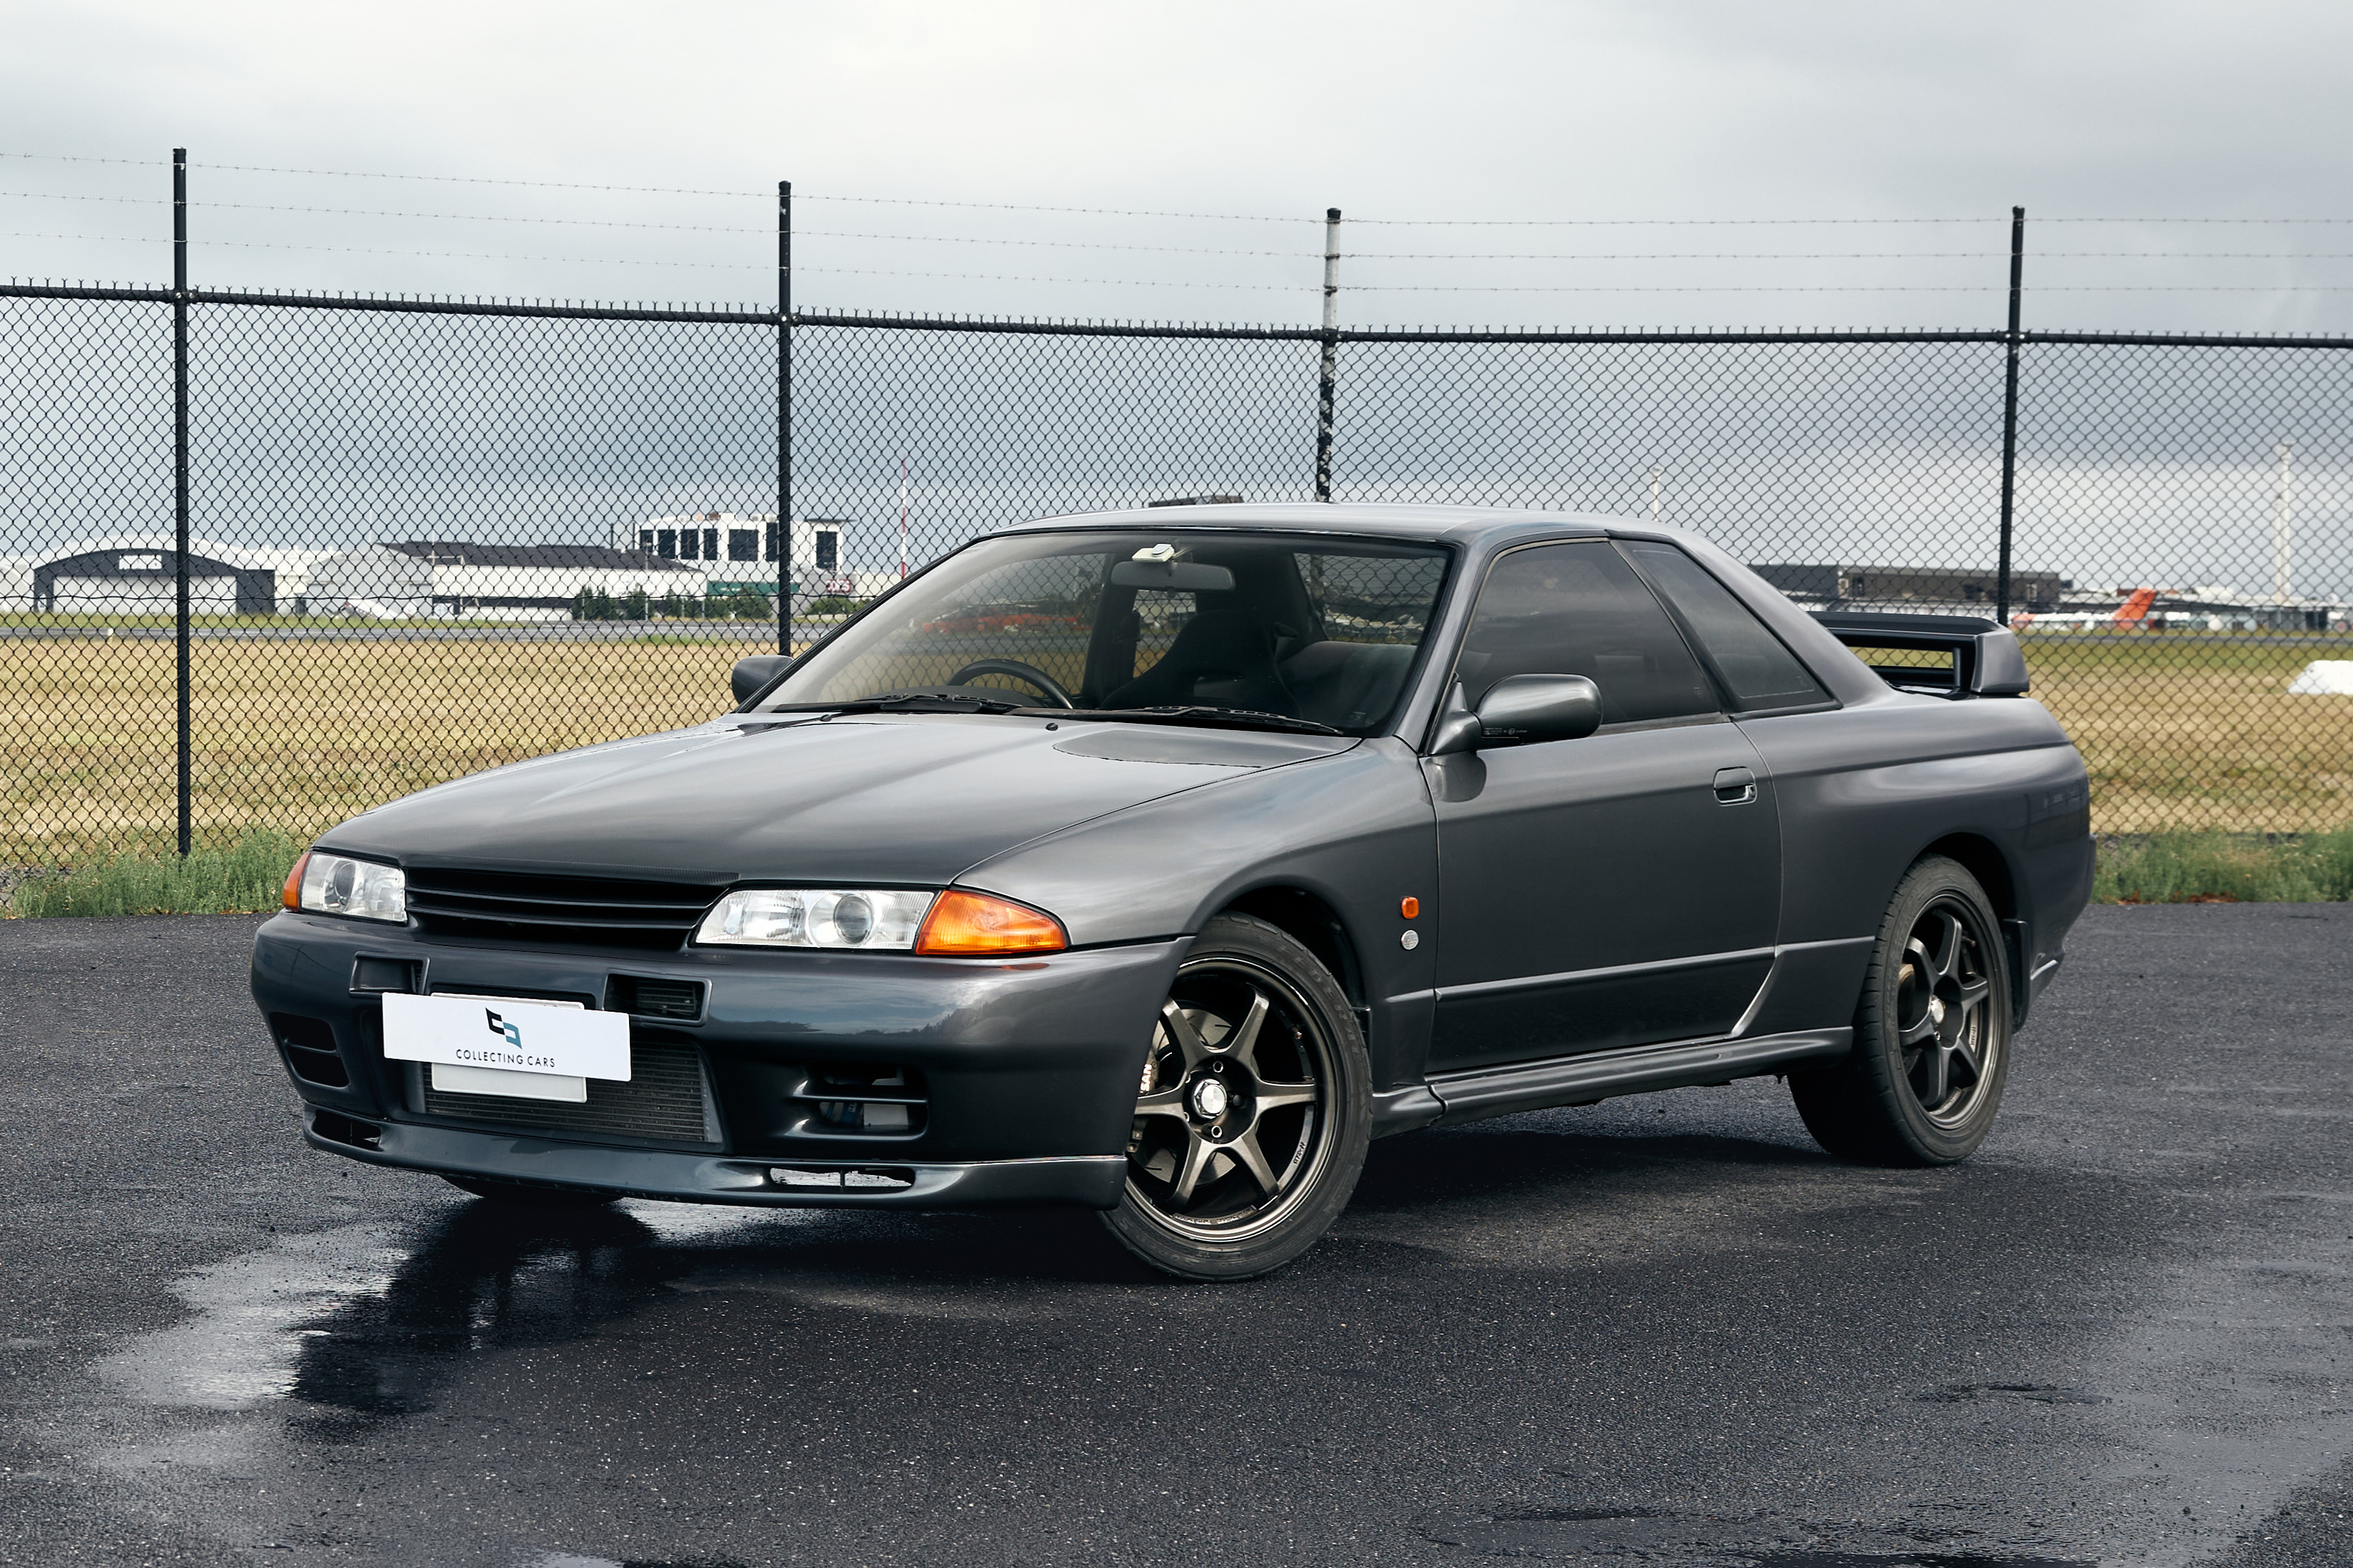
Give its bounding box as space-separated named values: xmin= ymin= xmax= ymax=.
xmin=776 ymin=178 xmax=792 ymax=658
xmin=2272 ymin=441 xmax=2292 ymax=603
xmin=1314 ymin=207 xmax=1341 ymax=501
xmin=1995 ymin=205 xmax=2024 ymax=625
xmin=173 ymin=148 xmax=192 ymax=856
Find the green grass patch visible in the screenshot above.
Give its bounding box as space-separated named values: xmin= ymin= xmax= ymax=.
xmin=2094 ymin=828 xmax=2353 ymax=904
xmin=9 ymin=829 xmax=305 ymax=916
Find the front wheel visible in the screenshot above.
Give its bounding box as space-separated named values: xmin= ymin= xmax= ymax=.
xmin=1101 ymin=913 xmax=1370 ymax=1281
xmin=1790 ymin=855 xmax=2013 ymax=1165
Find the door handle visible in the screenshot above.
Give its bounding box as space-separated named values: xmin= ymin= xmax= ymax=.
xmin=1712 ymin=767 xmax=1758 ymax=805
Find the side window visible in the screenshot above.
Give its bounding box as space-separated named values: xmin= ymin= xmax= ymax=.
xmin=1619 ymin=543 xmax=1828 ymax=710
xmin=1452 ymin=542 xmax=1716 ymax=727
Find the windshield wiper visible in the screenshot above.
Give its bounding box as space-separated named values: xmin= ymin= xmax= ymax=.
xmin=1048 ymin=705 xmax=1343 ymax=737
xmin=763 ymin=693 xmax=1027 ymax=717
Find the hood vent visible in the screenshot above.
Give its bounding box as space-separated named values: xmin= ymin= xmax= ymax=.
xmin=404 ymin=868 xmax=721 ymax=949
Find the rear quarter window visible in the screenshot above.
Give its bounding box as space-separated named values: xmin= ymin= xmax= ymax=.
xmin=1620 ymin=542 xmax=1829 ymax=710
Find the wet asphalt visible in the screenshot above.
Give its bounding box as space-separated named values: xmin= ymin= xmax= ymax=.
xmin=1 ymin=908 xmax=2348 ymax=1568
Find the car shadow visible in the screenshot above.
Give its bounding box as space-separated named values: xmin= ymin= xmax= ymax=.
xmin=276 ymin=1110 xmax=1837 ymax=1438
xmin=1349 ymin=1116 xmax=1831 ymax=1216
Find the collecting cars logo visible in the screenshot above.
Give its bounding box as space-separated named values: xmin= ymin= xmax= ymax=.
xmin=452 ymin=1008 xmax=561 ymax=1071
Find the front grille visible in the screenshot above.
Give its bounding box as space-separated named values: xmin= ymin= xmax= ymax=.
xmin=417 ymin=1036 xmax=718 ymax=1147
xmin=404 ymin=868 xmax=721 ymax=950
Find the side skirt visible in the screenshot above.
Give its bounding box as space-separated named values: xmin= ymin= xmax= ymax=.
xmin=1402 ymin=1027 xmax=1853 ymax=1132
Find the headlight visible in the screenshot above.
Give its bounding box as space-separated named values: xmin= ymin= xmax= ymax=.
xmin=696 ymin=888 xmax=936 ymax=949
xmin=285 ymin=851 xmax=407 ymax=923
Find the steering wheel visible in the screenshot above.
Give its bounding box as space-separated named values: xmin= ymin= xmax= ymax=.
xmin=947 ymin=659 xmax=1077 ymax=708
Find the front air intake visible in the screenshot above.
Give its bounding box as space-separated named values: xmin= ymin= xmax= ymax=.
xmin=785 ymin=1063 xmax=928 ymax=1139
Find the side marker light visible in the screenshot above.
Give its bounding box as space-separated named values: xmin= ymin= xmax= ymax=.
xmin=914 ymin=890 xmax=1068 ymax=955
xmin=282 ymin=851 xmax=312 ymax=911
xmin=1400 ymin=896 xmax=1420 ymax=919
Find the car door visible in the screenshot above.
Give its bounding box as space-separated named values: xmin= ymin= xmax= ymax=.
xmin=1426 ymin=540 xmax=1780 ymax=1072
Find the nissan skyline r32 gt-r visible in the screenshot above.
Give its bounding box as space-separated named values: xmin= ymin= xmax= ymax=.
xmin=252 ymin=504 xmax=2093 ymax=1281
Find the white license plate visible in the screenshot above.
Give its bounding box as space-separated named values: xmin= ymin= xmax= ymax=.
xmin=382 ymin=992 xmax=632 ymax=1097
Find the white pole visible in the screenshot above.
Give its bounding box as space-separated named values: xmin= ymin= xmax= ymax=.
xmin=1321 ymin=210 xmax=1342 ymax=334
xmin=2272 ymin=442 xmax=2292 ymax=604
xmin=898 ymin=456 xmax=910 ymax=580
xmin=1649 ymin=466 xmax=1662 ymax=525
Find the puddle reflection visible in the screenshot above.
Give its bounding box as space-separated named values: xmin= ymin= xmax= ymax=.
xmin=287 ymin=1204 xmax=689 ymax=1427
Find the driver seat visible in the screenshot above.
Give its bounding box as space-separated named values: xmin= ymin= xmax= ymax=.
xmin=1103 ymin=609 xmax=1299 ymax=717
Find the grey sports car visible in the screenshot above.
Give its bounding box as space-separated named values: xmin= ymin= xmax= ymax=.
xmin=251 ymin=504 xmax=2093 ymax=1279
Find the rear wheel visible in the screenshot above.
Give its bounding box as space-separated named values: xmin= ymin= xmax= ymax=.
xmin=1101 ymin=913 xmax=1370 ymax=1281
xmin=1790 ymin=856 xmax=2012 ymax=1165
xmin=441 ymin=1174 xmax=623 ymax=1207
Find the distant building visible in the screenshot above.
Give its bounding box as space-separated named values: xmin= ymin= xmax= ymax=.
xmin=2 ymin=536 xmax=338 ymax=614
xmin=617 ymin=513 xmax=852 ymax=595
xmin=306 ymin=540 xmax=700 ymax=620
xmin=1750 ymin=563 xmax=2071 ymax=615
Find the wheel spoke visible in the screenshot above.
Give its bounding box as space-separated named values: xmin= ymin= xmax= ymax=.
xmin=1955 ymin=977 xmax=1991 ymax=1013
xmin=1949 ymin=1032 xmax=1984 ymax=1084
xmin=1254 ymin=1080 xmax=1317 ymax=1112
xmin=1899 ymin=1011 xmax=1939 ymax=1047
xmin=1225 ymin=988 xmax=1273 ymax=1070
xmin=1168 ymin=1132 xmax=1220 ymax=1207
xmin=1160 ymin=1000 xmax=1214 ymax=1069
xmin=1929 ymin=912 xmax=1966 ymax=982
xmin=1226 ymin=1128 xmax=1280 ymax=1196
xmin=1915 ymin=1043 xmax=1951 ymax=1106
xmin=1133 ymin=1086 xmax=1190 ymax=1120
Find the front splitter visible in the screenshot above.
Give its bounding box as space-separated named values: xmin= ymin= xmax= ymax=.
xmin=306 ymin=1110 xmax=1127 ymax=1209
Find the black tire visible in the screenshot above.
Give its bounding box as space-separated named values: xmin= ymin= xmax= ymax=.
xmin=441 ymin=1174 xmax=623 ymax=1207
xmin=1790 ymin=856 xmax=2013 ymax=1166
xmin=1101 ymin=913 xmax=1371 ymax=1281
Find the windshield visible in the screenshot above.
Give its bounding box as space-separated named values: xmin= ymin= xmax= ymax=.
xmin=761 ymin=530 xmax=1452 ymax=735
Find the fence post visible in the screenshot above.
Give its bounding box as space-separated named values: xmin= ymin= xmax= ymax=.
xmin=776 ymin=178 xmax=793 ymax=659
xmin=1315 ymin=207 xmax=1341 ymax=501
xmin=173 ymin=148 xmax=193 ymax=856
xmin=1996 ymin=205 xmax=2024 ymax=625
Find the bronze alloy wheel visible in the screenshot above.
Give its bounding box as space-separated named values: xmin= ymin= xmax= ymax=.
xmin=1103 ymin=913 xmax=1370 ymax=1279
xmin=1893 ymin=894 xmax=2000 ymax=1128
xmin=1790 ymin=855 xmax=2013 ymax=1167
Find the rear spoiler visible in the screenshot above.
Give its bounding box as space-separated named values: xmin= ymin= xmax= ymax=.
xmin=1809 ymin=611 xmax=2031 ymax=698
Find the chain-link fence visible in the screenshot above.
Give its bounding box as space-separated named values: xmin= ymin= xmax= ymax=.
xmin=4 ymin=284 xmax=2350 ymax=864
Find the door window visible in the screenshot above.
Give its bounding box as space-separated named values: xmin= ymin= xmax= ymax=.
xmin=1451 ymin=542 xmax=1716 ymax=726
xmin=1619 ymin=543 xmax=1828 ymax=710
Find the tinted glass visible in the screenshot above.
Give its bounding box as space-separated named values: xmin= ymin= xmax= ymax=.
xmin=1451 ymin=542 xmax=1715 ymax=726
xmin=1620 ymin=543 xmax=1827 ymax=709
xmin=765 ymin=531 xmax=1449 ymax=736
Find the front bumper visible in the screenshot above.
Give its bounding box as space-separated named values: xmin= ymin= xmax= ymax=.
xmin=303 ymin=1112 xmax=1125 ymax=1208
xmin=252 ymin=912 xmax=1185 ymax=1206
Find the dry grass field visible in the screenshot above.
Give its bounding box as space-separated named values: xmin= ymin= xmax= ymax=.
xmin=2021 ymin=633 xmax=2353 ymax=832
xmin=4 ymin=628 xmax=2350 ymax=859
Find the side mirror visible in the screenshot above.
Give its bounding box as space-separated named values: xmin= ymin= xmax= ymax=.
xmin=730 ymin=654 xmax=792 ymax=706
xmin=1430 ymin=675 xmax=1603 ymax=755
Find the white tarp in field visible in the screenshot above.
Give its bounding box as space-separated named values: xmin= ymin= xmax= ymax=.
xmin=2286 ymin=660 xmax=2353 ymax=695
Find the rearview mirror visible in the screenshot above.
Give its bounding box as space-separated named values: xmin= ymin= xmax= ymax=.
xmin=730 ymin=654 xmax=792 ymax=705
xmin=1430 ymin=674 xmax=1604 ymax=755
xmin=1109 ymin=559 xmax=1236 ymax=592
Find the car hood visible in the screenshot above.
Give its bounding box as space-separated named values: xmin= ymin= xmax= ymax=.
xmin=320 ymin=713 xmax=1357 ymax=887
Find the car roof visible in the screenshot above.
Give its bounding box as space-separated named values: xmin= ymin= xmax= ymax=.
xmin=987 ymin=501 xmax=1625 ymax=548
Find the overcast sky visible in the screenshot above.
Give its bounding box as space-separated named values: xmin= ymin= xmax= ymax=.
xmin=6 ymin=0 xmax=2353 ymax=329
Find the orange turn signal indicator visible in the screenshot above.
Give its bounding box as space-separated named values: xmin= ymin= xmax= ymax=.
xmin=914 ymin=890 xmax=1068 ymax=956
xmin=1400 ymin=896 xmax=1420 ymax=919
xmin=281 ymin=850 xmax=312 ymax=911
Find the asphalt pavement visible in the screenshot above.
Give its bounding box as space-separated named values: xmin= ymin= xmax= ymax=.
xmin=1 ymin=907 xmax=2348 ymax=1567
